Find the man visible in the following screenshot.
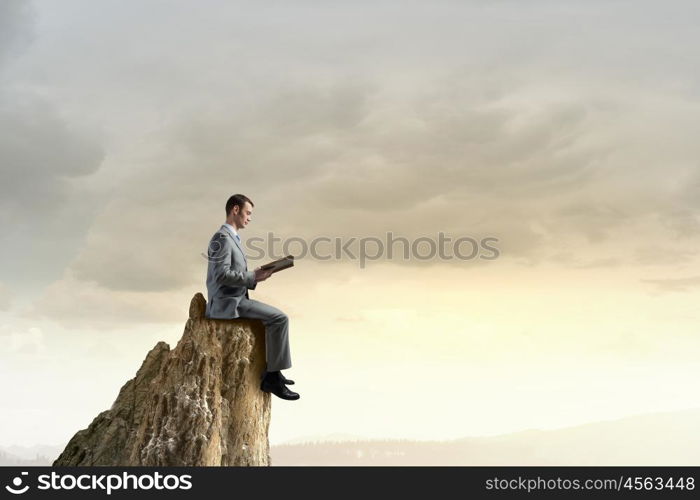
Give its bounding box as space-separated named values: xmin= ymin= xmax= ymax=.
xmin=205 ymin=194 xmax=299 ymax=401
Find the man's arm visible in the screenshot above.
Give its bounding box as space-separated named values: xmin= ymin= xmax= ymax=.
xmin=210 ymin=235 xmax=256 ymax=288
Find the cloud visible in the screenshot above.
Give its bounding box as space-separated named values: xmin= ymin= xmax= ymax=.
xmin=0 ymin=1 xmax=105 ymax=292
xmin=4 ymin=0 xmax=699 ymax=301
xmin=61 ymin=82 xmax=375 ymax=292
xmin=61 ymin=68 xmax=700 ymax=292
xmin=0 ymin=324 xmax=47 ymax=357
xmin=573 ymin=258 xmax=622 ymax=270
xmin=642 ymin=277 xmax=700 ymax=293
xmin=0 ymin=282 xmax=13 ymax=311
xmin=0 ymin=94 xmax=102 ymax=201
xmin=23 ymin=271 xmax=194 ymax=329
xmin=0 ymin=0 xmax=33 ymax=66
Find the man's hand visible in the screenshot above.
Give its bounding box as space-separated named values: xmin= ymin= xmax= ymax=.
xmin=254 ymin=267 xmax=274 ymax=282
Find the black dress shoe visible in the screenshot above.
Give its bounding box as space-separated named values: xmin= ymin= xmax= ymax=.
xmin=260 ymin=372 xmax=300 ymax=400
xmin=261 ymin=370 xmax=295 ymax=385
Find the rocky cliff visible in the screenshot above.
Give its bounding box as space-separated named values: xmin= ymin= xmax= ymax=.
xmin=53 ymin=293 xmax=271 ymax=466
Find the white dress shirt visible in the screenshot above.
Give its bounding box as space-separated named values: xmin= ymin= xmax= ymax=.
xmin=224 ymin=223 xmax=240 ymax=242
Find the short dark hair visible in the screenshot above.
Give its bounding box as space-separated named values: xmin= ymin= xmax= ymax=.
xmin=225 ymin=194 xmax=254 ymax=216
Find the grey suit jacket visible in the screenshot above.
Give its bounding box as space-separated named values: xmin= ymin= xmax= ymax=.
xmin=205 ymin=224 xmax=257 ymax=319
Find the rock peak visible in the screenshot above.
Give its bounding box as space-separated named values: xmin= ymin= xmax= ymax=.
xmin=54 ymin=293 xmax=271 ymax=466
xmin=189 ymin=292 xmax=206 ymax=320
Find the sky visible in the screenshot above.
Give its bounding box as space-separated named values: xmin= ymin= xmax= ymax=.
xmin=1 ymin=0 xmax=700 ymax=448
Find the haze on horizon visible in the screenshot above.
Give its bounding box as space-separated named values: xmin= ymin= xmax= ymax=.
xmin=1 ymin=0 xmax=699 ymax=453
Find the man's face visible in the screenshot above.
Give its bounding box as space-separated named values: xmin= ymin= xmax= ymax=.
xmin=233 ymin=201 xmax=253 ymax=229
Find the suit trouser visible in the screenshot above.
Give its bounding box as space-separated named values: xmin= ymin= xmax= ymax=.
xmin=237 ymin=298 xmax=292 ymax=371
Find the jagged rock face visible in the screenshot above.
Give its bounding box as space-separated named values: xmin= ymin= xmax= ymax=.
xmin=54 ymin=293 xmax=271 ymax=466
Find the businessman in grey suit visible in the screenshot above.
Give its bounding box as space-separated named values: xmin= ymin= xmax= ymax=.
xmin=205 ymin=194 xmax=299 ymax=401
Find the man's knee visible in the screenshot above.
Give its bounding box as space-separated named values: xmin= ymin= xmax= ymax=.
xmin=271 ymin=310 xmax=288 ymax=325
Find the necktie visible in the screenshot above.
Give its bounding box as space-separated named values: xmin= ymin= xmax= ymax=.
xmin=235 ymin=234 xmax=241 ymax=243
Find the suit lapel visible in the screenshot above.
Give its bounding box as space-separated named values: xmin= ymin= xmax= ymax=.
xmin=220 ymin=225 xmax=247 ymax=265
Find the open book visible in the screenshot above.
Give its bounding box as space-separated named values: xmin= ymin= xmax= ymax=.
xmin=260 ymin=255 xmax=295 ymax=274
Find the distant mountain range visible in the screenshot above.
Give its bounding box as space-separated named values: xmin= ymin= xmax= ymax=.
xmin=3 ymin=408 xmax=698 ymax=466
xmin=0 ymin=445 xmax=64 ymax=466
xmin=271 ymin=408 xmax=700 ymax=465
